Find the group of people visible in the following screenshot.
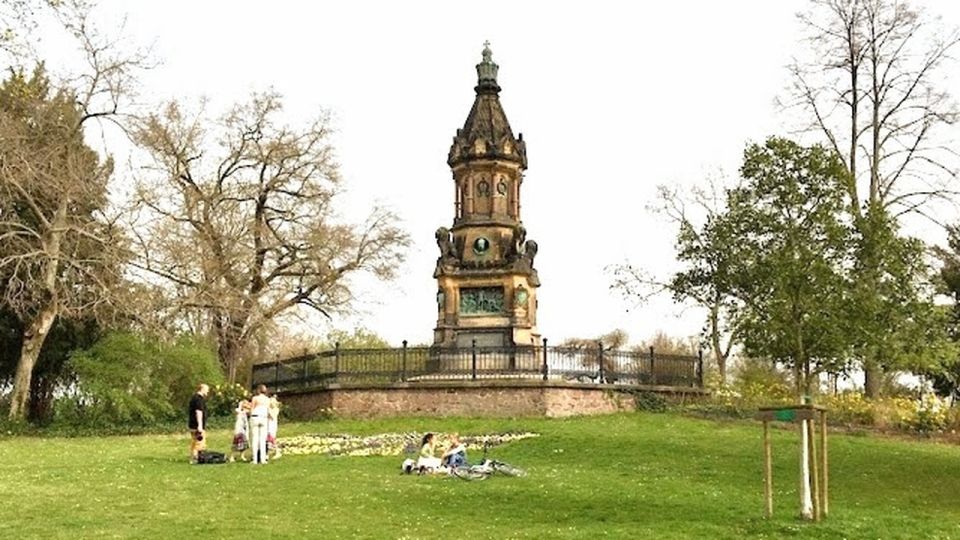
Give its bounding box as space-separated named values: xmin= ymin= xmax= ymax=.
xmin=188 ymin=383 xmax=463 ymax=473
xmin=187 ymin=383 xmax=282 ymax=465
xmin=409 ymin=432 xmax=467 ymax=474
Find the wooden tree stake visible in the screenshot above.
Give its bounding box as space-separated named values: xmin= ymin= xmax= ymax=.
xmin=763 ymin=420 xmax=773 ymax=518
xmin=808 ymin=418 xmax=821 ymax=522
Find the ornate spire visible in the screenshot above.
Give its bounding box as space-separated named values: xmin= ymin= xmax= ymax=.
xmin=449 ymin=42 xmax=526 ymax=168
xmin=475 ymin=40 xmax=500 ymax=93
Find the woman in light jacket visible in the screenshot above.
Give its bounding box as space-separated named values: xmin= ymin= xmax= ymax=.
xmin=249 ymin=385 xmax=271 ymax=464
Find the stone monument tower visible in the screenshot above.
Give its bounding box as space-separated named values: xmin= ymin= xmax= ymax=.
xmin=434 ymin=43 xmax=540 ymax=348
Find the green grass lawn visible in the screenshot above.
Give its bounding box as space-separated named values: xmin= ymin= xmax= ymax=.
xmin=2 ymin=412 xmax=959 ymax=539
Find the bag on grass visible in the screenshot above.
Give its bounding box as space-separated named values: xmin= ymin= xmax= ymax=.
xmin=197 ymin=450 xmax=227 ymax=464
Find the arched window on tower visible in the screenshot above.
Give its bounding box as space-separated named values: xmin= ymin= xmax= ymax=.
xmin=455 ymin=180 xmax=463 ymax=220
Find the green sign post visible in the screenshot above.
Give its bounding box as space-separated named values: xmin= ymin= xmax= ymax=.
xmin=756 ymin=404 xmax=829 ymax=521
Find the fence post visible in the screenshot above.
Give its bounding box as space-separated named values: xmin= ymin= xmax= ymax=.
xmin=649 ymin=346 xmax=657 ymax=385
xmin=471 ymin=339 xmax=477 ymax=381
xmin=334 ymin=342 xmax=341 ymax=382
xmin=697 ymin=349 xmax=704 ymax=388
xmin=542 ymin=337 xmax=548 ymax=381
xmin=597 ymin=340 xmax=605 ymax=384
xmin=401 ymin=340 xmax=408 ymax=382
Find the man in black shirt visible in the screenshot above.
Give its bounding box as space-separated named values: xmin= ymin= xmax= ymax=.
xmin=188 ymin=383 xmax=210 ymax=464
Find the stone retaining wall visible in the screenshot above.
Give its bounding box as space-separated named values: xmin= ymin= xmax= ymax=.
xmin=278 ymin=381 xmax=707 ymax=419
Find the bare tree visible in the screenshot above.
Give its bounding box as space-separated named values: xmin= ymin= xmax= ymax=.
xmin=130 ymin=92 xmax=410 ymax=383
xmin=787 ymin=0 xmax=960 ymax=220
xmin=0 ymin=1 xmax=146 ymax=420
xmin=635 ymin=331 xmax=699 ymax=357
xmin=610 ymin=179 xmax=739 ymax=384
xmin=1 ymin=0 xmax=37 ymax=61
xmin=785 ymin=0 xmax=959 ymax=397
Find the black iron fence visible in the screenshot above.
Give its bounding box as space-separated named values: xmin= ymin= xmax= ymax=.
xmin=252 ymin=340 xmax=704 ymax=393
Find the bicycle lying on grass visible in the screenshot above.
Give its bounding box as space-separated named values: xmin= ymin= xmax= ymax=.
xmin=450 ymin=458 xmax=527 ymax=481
xmin=449 ymin=443 xmax=527 ymax=481
xmin=400 ymin=440 xmax=527 ymax=480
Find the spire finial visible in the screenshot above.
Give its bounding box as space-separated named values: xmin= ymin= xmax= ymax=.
xmin=476 ymin=41 xmax=500 ymax=93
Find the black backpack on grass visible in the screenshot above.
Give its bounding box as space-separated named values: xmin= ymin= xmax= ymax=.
xmin=197 ymin=450 xmax=227 ymax=464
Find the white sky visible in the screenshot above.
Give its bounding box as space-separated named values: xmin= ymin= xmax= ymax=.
xmin=42 ymin=1 xmax=960 ymax=347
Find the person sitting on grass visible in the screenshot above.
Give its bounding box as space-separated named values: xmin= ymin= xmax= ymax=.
xmin=416 ymin=433 xmax=442 ymax=473
xmin=441 ymin=433 xmax=467 ymax=469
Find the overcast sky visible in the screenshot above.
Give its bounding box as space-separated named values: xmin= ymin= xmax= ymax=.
xmin=57 ymin=1 xmax=960 ymax=346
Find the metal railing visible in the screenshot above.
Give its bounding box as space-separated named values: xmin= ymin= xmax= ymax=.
xmin=251 ymin=340 xmax=705 ymax=393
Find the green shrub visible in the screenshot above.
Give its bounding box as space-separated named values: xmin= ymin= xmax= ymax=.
xmin=632 ymin=391 xmax=668 ymax=413
xmin=59 ymin=332 xmax=223 ymax=427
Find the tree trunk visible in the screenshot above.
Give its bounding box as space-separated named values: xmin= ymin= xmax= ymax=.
xmin=217 ymin=317 xmax=247 ymax=384
xmin=8 ymin=303 xmax=58 ymax=420
xmin=28 ymin=373 xmax=56 ymax=424
xmin=845 ymin=2 xmax=862 ymax=222
xmin=863 ymin=360 xmax=882 ymax=398
xmin=9 ymin=200 xmax=65 ymax=421
xmin=219 ymin=337 xmax=240 ymax=384
xmin=709 ymin=304 xmax=727 ymax=385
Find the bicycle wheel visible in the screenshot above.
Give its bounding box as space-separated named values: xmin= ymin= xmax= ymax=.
xmin=492 ymin=461 xmax=527 ymax=477
xmin=452 ymin=467 xmax=489 ymax=481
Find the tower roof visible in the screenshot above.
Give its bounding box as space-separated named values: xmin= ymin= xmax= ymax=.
xmin=448 ymin=42 xmax=527 ymax=169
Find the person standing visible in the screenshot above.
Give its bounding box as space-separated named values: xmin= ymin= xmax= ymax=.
xmin=249 ymin=385 xmax=271 ymax=464
xmin=230 ymin=399 xmax=251 ymax=462
xmin=188 ymin=383 xmax=210 ymax=464
xmin=267 ymin=395 xmax=282 ymax=460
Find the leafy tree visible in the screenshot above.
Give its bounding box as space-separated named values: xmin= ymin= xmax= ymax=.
xmin=0 ymin=0 xmax=147 ymax=421
xmin=0 ymin=65 xmax=121 ymax=420
xmin=131 ymin=92 xmax=410 ymax=383
xmin=785 ymin=0 xmax=960 ymax=396
xmin=62 ymin=332 xmax=222 ymax=426
xmin=723 ymin=138 xmax=853 ymax=396
xmin=724 ymin=137 xmax=858 ymax=521
xmin=932 ymin=224 xmax=960 ymax=399
xmin=611 ymin=178 xmax=740 ymax=384
xmin=849 ymin=207 xmax=955 ymax=384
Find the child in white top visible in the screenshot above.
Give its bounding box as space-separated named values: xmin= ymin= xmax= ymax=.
xmin=267 ymin=396 xmax=282 ymax=459
xmin=229 ymin=400 xmax=250 ymax=462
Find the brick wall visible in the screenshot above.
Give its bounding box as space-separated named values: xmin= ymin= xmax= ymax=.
xmin=278 ymin=381 xmax=706 ymax=419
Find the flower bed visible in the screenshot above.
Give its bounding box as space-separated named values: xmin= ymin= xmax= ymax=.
xmin=280 ymin=431 xmax=539 ymax=457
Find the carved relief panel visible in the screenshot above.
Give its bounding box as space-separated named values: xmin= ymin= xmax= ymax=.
xmin=473 ymin=174 xmax=491 ymax=215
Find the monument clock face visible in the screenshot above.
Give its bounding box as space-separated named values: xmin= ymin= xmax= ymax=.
xmin=473 ymin=237 xmax=490 ymax=254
